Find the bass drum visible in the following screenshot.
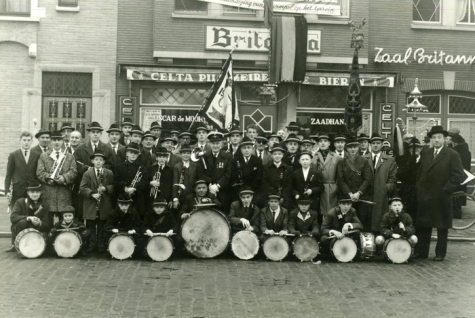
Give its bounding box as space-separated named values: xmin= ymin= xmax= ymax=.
xmin=145 ymin=236 xmax=174 ymax=262
xmin=15 ymin=228 xmax=47 ymax=259
xmin=262 ymin=236 xmax=289 ymax=261
xmin=330 ymin=237 xmax=358 ymax=263
xmin=54 ymin=230 xmax=82 ymax=258
xmin=181 ymin=208 xmax=231 ymax=259
xmin=108 ymin=233 xmax=135 ymax=260
xmin=383 ymin=238 xmax=412 ymax=264
xmin=292 ymin=236 xmax=319 ymax=262
xmin=359 ymin=232 xmax=376 ymax=259
xmin=231 ymin=231 xmax=260 ymax=260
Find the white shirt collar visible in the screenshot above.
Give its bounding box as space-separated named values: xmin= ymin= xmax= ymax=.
xmin=435 ymin=146 xmax=443 ymax=154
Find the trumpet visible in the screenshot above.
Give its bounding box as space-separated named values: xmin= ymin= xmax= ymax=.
xmin=150 ymin=170 xmax=161 ymax=199
xmin=190 ymin=147 xmax=205 ymax=162
xmin=130 ymin=167 xmax=142 ymax=188
xmin=47 ymin=149 xmax=67 ymax=183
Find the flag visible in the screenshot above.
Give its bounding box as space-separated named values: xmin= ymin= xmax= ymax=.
xmin=462 ymin=169 xmax=475 ymax=185
xmin=198 ymin=56 xmax=239 ymax=131
xmin=345 ymin=49 xmax=363 ymax=136
xmin=269 ymin=16 xmax=307 ymax=84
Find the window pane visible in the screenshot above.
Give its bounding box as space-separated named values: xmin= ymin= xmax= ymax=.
xmin=42 ymin=72 xmax=93 ymax=97
xmin=223 ymin=5 xmax=255 ymax=14
xmin=58 ymin=0 xmax=79 ymax=7
xmin=175 ymin=0 xmax=207 ymax=12
xmin=413 ymin=0 xmax=441 ymax=22
xmin=449 ymin=96 xmax=475 ymax=114
xmin=0 ymin=0 xmax=30 ymax=15
xmin=407 ymin=95 xmax=440 ymax=113
xmin=141 ymin=87 xmax=208 ymax=106
xmin=299 ymin=86 xmax=371 ymax=110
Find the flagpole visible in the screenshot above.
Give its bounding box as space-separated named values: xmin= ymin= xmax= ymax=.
xmin=188 ymin=42 xmax=239 ymax=132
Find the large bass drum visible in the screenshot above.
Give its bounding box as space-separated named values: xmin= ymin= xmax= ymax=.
xmin=181 ymin=208 xmax=231 ymax=258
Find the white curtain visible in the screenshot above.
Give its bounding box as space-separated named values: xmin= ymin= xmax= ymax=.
xmin=457 ymin=0 xmax=469 ymax=22
xmin=5 ymin=0 xmax=30 ymax=13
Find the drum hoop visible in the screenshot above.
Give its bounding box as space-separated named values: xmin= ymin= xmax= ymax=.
xmin=331 ymin=237 xmax=357 ymax=262
xmin=231 ymin=231 xmax=260 ymax=259
xmin=384 ymin=238 xmax=412 ymax=263
xmin=146 ymin=236 xmax=174 ymax=261
xmin=263 ymin=236 xmax=289 ymax=261
xmin=108 ymin=234 xmax=136 ymax=260
xmin=292 ymin=236 xmax=319 ymax=261
xmin=15 ymin=228 xmax=46 ymax=258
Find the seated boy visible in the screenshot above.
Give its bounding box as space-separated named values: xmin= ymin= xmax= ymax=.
xmin=7 ymin=181 xmax=51 ymax=252
xmin=179 ymin=180 xmax=222 ymax=220
xmin=49 ymin=205 xmax=90 ymax=256
xmin=228 ymin=187 xmax=260 ymax=234
xmin=375 ymin=197 xmax=418 ymax=248
xmin=288 ymin=193 xmax=320 ymax=238
xmin=142 ymin=197 xmax=183 ymax=248
xmin=259 ymin=193 xmax=289 ymax=241
xmin=103 ymin=193 xmax=142 ymax=250
xmin=320 ymin=195 xmax=363 ymax=254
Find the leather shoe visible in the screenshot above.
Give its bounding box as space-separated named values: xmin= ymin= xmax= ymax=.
xmin=433 ymin=256 xmax=444 ymax=261
xmin=5 ymin=245 xmax=15 ymax=252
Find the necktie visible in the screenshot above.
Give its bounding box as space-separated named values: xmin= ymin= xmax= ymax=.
xmin=96 ymin=169 xmax=100 ymax=179
xmin=272 ymin=210 xmax=277 ymax=221
xmin=56 ymin=151 xmax=60 ymax=160
xmin=43 ymin=147 xmax=47 ymax=153
xmin=114 ymin=146 xmax=117 ymax=155
xmin=24 ymin=150 xmax=28 ymax=157
xmin=291 ymin=155 xmax=295 ymax=164
xmin=372 ymin=155 xmax=377 ymax=169
xmin=93 ymin=143 xmax=97 ymax=152
xmin=434 ymin=149 xmax=438 ymax=159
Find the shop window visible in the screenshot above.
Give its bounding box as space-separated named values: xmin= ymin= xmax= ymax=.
xmin=449 ymin=95 xmax=475 ymax=114
xmin=141 ymin=87 xmax=208 ymax=106
xmin=58 ymin=0 xmax=78 ymax=7
xmin=298 ymin=86 xmax=372 ymax=110
xmin=413 ymin=0 xmax=441 ymax=22
xmin=240 ymin=85 xmax=262 ymax=101
xmin=407 ymin=94 xmax=440 ymax=113
xmin=457 ymin=0 xmax=475 ymax=24
xmin=175 ymin=0 xmax=207 ymax=13
xmin=0 ymin=0 xmax=30 ymax=15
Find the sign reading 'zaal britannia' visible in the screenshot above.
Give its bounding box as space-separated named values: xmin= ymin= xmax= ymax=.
xmin=206 ymin=26 xmax=321 ymax=53
xmin=374 ymin=47 xmax=475 ymax=65
xmin=199 ymin=0 xmax=341 ymax=15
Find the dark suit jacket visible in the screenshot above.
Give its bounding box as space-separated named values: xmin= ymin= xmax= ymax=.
xmin=107 ymin=142 xmax=125 ymax=170
xmin=230 ymin=155 xmax=262 ymax=191
xmin=197 ymin=150 xmax=232 ymax=189
xmin=288 ymin=208 xmax=320 ymax=236
xmin=292 ymin=167 xmax=324 ymax=210
xmin=223 ymin=144 xmax=242 ymax=159
xmin=31 ymin=144 xmax=50 ymax=155
xmin=179 ymin=193 xmax=222 ymax=218
xmin=172 ymin=161 xmax=198 ymax=202
xmin=10 ymin=197 xmax=51 ymax=231
xmin=74 ymin=140 xmax=114 ymax=175
xmin=321 ymin=206 xmax=362 ymax=235
xmin=336 ymin=155 xmax=372 ymax=198
xmin=255 ymin=148 xmax=272 ymax=166
xmin=259 ymin=206 xmax=288 ymax=233
xmin=5 ymin=149 xmax=40 ymax=201
xmin=117 ymin=147 xmax=154 ymax=169
xmin=228 ymin=201 xmax=260 ymax=233
xmin=283 ymin=151 xmax=302 ymax=171
xmin=79 ymin=168 xmax=114 ymax=220
xmin=261 ymin=162 xmax=293 ymax=201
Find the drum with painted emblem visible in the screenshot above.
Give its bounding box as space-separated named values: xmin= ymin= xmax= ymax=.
xmin=383 ymin=238 xmax=412 ymax=264
xmin=231 ymin=231 xmax=260 ymax=260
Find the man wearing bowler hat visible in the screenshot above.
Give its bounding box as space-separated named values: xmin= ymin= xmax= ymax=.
xmin=414 ymin=126 xmax=464 ymax=261
xmin=31 ymin=128 xmax=52 ymax=154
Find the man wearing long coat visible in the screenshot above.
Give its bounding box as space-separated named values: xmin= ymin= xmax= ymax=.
xmin=415 ymin=126 xmax=465 ymax=261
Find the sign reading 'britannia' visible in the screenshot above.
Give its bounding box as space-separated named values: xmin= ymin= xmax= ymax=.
xmin=206 ymin=26 xmax=321 ymax=53
xmin=199 ymin=0 xmax=341 ymax=15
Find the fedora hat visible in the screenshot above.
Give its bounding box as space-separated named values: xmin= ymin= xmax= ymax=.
xmin=268 ymin=132 xmax=282 ymax=142
xmin=121 ymin=118 xmax=134 ymax=128
xmin=269 ymin=145 xmax=285 ymax=153
xmin=268 ymin=193 xmax=280 ymax=200
xmin=60 ymin=123 xmax=73 ymax=132
xmin=452 ymin=133 xmax=465 ymax=144
xmin=317 ymin=134 xmax=330 ymax=141
xmin=86 ymin=121 xmax=104 ymax=132
xmin=179 ymin=144 xmax=192 ymax=153
xmin=142 ymin=130 xmax=157 ymax=140
xmin=106 ymin=123 xmax=121 ymax=133
xmin=357 ymin=133 xmax=370 ymax=141
xmin=427 ymin=125 xmax=448 ymax=138
xmin=126 ymin=142 xmax=140 ymax=153
xmin=35 ymin=128 xmax=51 ymax=139
xmin=178 ymin=131 xmax=193 ymax=138
xmin=334 ymin=134 xmax=347 ymax=142
xmin=161 ymin=135 xmax=178 ymax=145
xmin=50 ymin=131 xmax=63 ymax=140
xmin=345 ymin=137 xmax=359 ymax=147
xmin=370 ymin=133 xmax=384 ymax=143
xmin=285 ymin=121 xmax=299 ymax=130
xmin=150 ymin=121 xmax=161 ymax=130
xmin=195 ymin=123 xmax=210 ymax=133
xmin=240 ymin=136 xmax=254 ymax=147
xmin=256 ymin=133 xmax=269 ymax=143
xmin=228 ymin=125 xmax=242 ymax=136
xmin=285 ymin=134 xmax=301 ymax=144
xmin=130 ymin=125 xmax=144 ymax=135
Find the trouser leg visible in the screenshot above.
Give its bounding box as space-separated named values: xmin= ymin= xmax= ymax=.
xmin=435 ymin=228 xmax=448 ymax=258
xmin=87 ymin=220 xmax=98 ymax=247
xmin=415 ymin=227 xmax=432 ymax=258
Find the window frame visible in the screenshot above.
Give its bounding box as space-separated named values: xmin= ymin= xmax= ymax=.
xmin=174 ymin=0 xmax=208 ymax=15
xmin=58 ymin=0 xmax=79 ymax=7
xmin=448 ymin=94 xmax=475 ymax=115
xmin=0 ymin=0 xmax=31 ymax=17
xmin=412 ymin=0 xmax=442 ymax=24
xmin=406 ymin=94 xmax=442 ymax=115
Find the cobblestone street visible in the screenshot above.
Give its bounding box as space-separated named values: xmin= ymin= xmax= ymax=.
xmin=1 ymin=237 xmax=475 ymax=318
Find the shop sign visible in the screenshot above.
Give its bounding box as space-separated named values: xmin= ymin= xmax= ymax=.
xmin=303 ymin=75 xmax=394 ymax=87
xmin=198 ymin=0 xmax=340 ymax=16
xmin=374 ymin=47 xmax=475 ymax=65
xmin=140 ymin=107 xmax=205 ymax=131
xmin=305 ymin=112 xmax=347 ymax=133
xmin=206 ymin=26 xmax=321 ymax=53
xmin=127 ymin=68 xmax=269 ymax=82
xmin=380 ymin=102 xmax=395 ymax=152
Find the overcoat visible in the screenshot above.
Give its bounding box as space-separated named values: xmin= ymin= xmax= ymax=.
xmin=80 ymin=168 xmax=114 ymax=220
xmin=36 ymin=151 xmax=77 ymax=212
xmin=396 ymin=155 xmax=420 ymax=222
xmin=228 ymin=201 xmax=260 ymax=233
xmin=336 ymin=155 xmax=372 ymax=199
xmin=261 ymin=162 xmax=293 ymax=206
xmin=5 ymin=149 xmax=40 ymax=204
xmin=172 ymin=161 xmax=198 ymax=202
xmin=291 ymin=167 xmax=324 ymax=211
xmin=314 ymin=151 xmax=341 ymax=215
xmin=416 ymin=146 xmax=465 ymax=229
xmin=288 ymin=208 xmax=320 ymax=236
xmin=453 ymin=144 xmax=472 ymax=205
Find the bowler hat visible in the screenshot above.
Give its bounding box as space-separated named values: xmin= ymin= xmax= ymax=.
xmin=86 ymin=122 xmax=104 ymax=132
xmin=26 ymin=180 xmax=42 ymax=191
xmin=126 ymin=142 xmax=140 ymax=153
xmin=296 ymin=193 xmax=312 ymax=204
xmin=117 ymin=193 xmax=133 ymax=203
xmin=370 ymin=133 xmax=384 ymax=143
xmin=427 ymin=125 xmax=448 ymax=138
xmin=106 ymin=123 xmax=121 ymax=133
xmin=35 ymin=128 xmax=51 ymax=139
xmin=90 ymin=151 xmax=107 ymax=160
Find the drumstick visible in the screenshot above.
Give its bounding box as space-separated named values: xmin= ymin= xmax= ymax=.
xmin=270 ymin=233 xmax=295 ymax=237
xmin=328 ymin=229 xmax=358 ymax=239
xmin=142 ymin=232 xmax=176 ymax=237
xmin=57 ymin=228 xmax=80 ymax=232
xmin=355 ymin=199 xmax=376 ymax=205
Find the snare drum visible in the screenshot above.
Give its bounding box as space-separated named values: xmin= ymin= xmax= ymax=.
xmin=359 ymin=232 xmax=376 ymax=259
xmin=262 ymin=236 xmax=289 ymax=261
xmin=181 ymin=208 xmax=231 ymax=258
xmin=108 ymin=233 xmax=135 ymax=260
xmin=330 ymin=237 xmax=358 ymax=263
xmin=383 ymin=238 xmax=412 ymax=264
xmin=292 ymin=236 xmax=320 ymax=262
xmin=54 ymin=230 xmax=82 ymax=258
xmin=231 ymin=231 xmax=260 ymax=260
xmin=14 ymin=228 xmax=47 ymax=259
xmin=145 ymin=236 xmax=174 ymax=262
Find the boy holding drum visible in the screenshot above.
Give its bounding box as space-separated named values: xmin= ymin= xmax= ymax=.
xmin=228 ymin=187 xmax=260 ymax=234
xmin=179 ymin=180 xmax=222 ymax=220
xmin=259 ymin=193 xmax=289 ymax=241
xmin=49 ymin=206 xmax=89 ymax=256
xmin=288 ymin=193 xmax=320 ymax=238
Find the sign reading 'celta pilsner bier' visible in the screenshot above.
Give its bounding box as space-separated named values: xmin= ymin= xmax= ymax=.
xmin=199 ymin=0 xmax=340 ymax=15
xmin=375 ymin=47 xmax=475 ymax=65
xmin=206 ymin=26 xmax=321 ymax=53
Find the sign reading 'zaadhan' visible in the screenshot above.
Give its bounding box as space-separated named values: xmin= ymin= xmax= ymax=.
xmin=375 ymin=47 xmax=475 ymax=65
xmin=199 ymin=0 xmax=340 ymax=16
xmin=206 ymin=26 xmax=321 ymax=53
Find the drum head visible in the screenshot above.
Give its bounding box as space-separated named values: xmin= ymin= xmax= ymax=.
xmin=385 ymin=239 xmax=412 ymax=264
xmin=293 ymin=236 xmax=319 ymax=262
xmin=146 ymin=236 xmax=174 ymax=262
xmin=231 ymin=231 xmax=259 ymax=260
xmin=181 ymin=209 xmax=230 ymax=259
xmin=263 ymin=236 xmax=289 ymax=261
xmin=54 ymin=231 xmax=82 ymax=258
xmin=331 ymin=237 xmax=357 ymax=263
xmin=108 ymin=234 xmax=135 ymax=260
xmin=15 ymin=229 xmax=46 ymax=259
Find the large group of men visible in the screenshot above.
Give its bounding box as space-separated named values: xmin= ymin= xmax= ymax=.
xmin=5 ymin=118 xmax=470 ymax=261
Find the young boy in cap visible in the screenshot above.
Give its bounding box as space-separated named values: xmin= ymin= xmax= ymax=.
xmin=103 ymin=193 xmax=142 ymax=249
xmin=49 ymin=206 xmax=89 ymax=256
xmin=283 ymin=134 xmax=302 ymax=171
xmin=320 ymin=195 xmax=363 ymax=254
xmin=79 ymin=151 xmax=114 ymax=253
xmin=224 ymin=125 xmax=243 ymax=159
xmin=194 ymin=124 xmax=211 ymax=152
xmin=261 ymin=145 xmax=293 ymax=209
xmin=118 ymin=126 xmax=154 ymax=168
xmin=292 ymin=151 xmax=324 ymax=215
xmin=228 ymin=187 xmax=260 ymax=234
xmin=149 ymin=147 xmax=174 ymax=207
xmin=114 ymin=142 xmax=148 ymax=219
xmin=288 ymin=193 xmax=320 ymax=238
xmin=6 ymin=181 xmax=51 ymax=252
xmin=179 ymin=180 xmax=222 ymax=220
xmin=375 ymin=197 xmax=417 ymax=249
xmin=259 ymin=193 xmax=289 ymax=241
xmin=142 ymin=197 xmax=183 ymax=249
